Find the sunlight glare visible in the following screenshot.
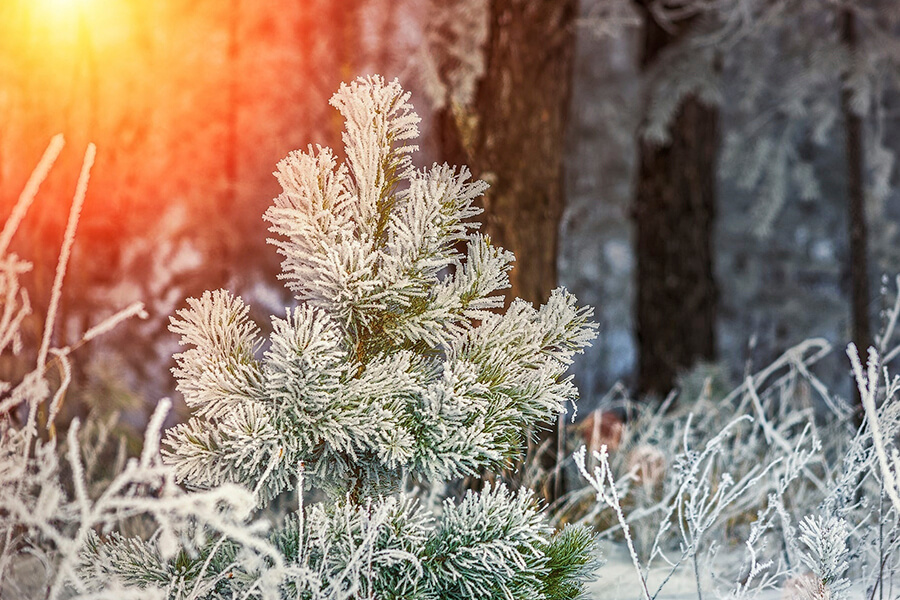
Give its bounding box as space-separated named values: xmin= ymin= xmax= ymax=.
xmin=35 ymin=0 xmax=97 ymax=18
xmin=27 ymin=0 xmax=128 ymax=50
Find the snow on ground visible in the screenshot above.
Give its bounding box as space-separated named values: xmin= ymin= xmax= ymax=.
xmin=588 ymin=542 xmax=723 ymax=600
xmin=589 ymin=543 xmax=758 ymax=600
xmin=588 ymin=543 xmax=872 ymax=600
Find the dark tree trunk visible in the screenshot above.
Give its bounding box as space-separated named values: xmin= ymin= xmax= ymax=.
xmin=226 ymin=0 xmax=239 ymax=209
xmin=840 ymin=8 xmax=871 ymax=423
xmin=633 ymin=12 xmax=719 ymax=399
xmin=214 ymin=0 xmax=241 ymax=288
xmin=437 ymin=0 xmax=578 ymax=503
xmin=328 ymin=1 xmax=360 ymax=87
xmin=318 ymin=1 xmax=361 ymax=153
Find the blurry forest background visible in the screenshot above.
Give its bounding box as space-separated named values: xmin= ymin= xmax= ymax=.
xmin=2 ymin=0 xmax=899 ymax=481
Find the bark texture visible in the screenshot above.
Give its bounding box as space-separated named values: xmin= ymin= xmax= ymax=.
xmin=437 ymin=0 xmax=578 ymax=502
xmin=439 ymin=0 xmax=577 ymax=307
xmin=840 ymin=8 xmax=871 ymax=423
xmin=633 ymin=10 xmax=719 ymax=399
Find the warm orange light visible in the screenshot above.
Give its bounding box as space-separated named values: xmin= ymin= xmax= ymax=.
xmin=25 ymin=0 xmax=130 ymax=51
xmin=34 ymin=0 xmax=97 ymax=19
xmin=27 ymin=0 xmax=95 ymax=45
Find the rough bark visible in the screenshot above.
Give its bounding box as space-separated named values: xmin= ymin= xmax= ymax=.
xmin=633 ymin=10 xmax=719 ymax=399
xmin=226 ymin=0 xmax=239 ymax=210
xmin=437 ymin=0 xmax=578 ymax=502
xmin=841 ymin=8 xmax=871 ymax=423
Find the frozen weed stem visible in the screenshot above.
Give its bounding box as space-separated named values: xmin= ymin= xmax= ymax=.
xmin=0 ymin=140 xmax=229 ymax=600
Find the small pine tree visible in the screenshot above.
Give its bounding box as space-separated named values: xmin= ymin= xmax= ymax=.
xmin=92 ymin=76 xmax=600 ymax=598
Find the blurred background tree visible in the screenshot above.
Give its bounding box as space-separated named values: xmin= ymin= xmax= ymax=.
xmin=630 ymin=0 xmax=720 ymax=400
xmin=424 ymin=0 xmax=578 ymax=502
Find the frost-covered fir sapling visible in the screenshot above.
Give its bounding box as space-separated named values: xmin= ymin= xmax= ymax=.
xmin=93 ymin=76 xmax=600 ymax=598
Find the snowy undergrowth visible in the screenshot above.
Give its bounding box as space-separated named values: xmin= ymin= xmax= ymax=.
xmin=0 ymin=138 xmax=277 ymax=600
xmin=566 ymin=285 xmax=900 ymax=600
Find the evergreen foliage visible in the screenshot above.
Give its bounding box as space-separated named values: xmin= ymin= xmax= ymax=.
xmin=91 ymin=75 xmax=599 ymax=598
xmin=163 ymin=75 xmax=596 ymax=505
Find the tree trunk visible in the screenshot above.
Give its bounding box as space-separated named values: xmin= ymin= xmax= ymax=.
xmin=226 ymin=0 xmax=239 ymax=209
xmin=633 ymin=13 xmax=719 ymax=399
xmin=437 ymin=0 xmax=578 ymax=503
xmin=840 ymin=8 xmax=871 ymax=423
